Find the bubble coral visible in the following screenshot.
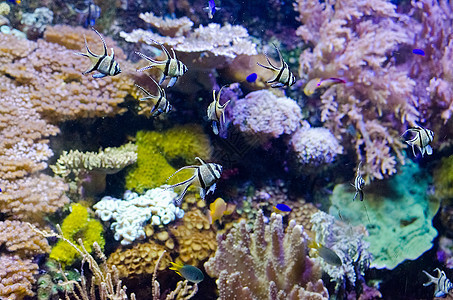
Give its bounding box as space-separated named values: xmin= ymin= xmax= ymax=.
xmin=49 ymin=203 xmax=105 ymax=266
xmin=125 ymin=124 xmax=212 ymax=193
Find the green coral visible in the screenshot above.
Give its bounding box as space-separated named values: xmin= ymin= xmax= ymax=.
xmin=49 ymin=203 xmax=105 ymax=266
xmin=126 ymin=124 xmax=213 ymax=193
xmin=329 ymin=158 xmax=439 ymax=270
xmin=434 ymin=155 xmax=453 ymax=204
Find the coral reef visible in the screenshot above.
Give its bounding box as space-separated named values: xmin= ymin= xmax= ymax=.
xmin=310 ymin=211 xmax=372 ymax=295
xmin=125 ymin=124 xmax=212 ymax=193
xmin=231 ymin=90 xmax=303 ymax=144
xmin=50 ymin=203 xmax=105 ymax=266
xmin=94 ymin=188 xmax=184 ymax=245
xmin=51 ymin=142 xmax=137 ymax=196
xmin=170 ymin=209 xmax=217 ymax=266
xmin=294 ymin=0 xmax=416 ymax=180
xmin=205 ymin=211 xmax=329 ymax=299
xmin=120 ymin=13 xmax=257 ymax=69
xmin=107 ymin=240 xmax=171 ymax=278
xmin=329 ymin=158 xmax=438 ymax=270
xmin=0 ymin=255 xmax=39 ymax=300
xmin=289 ymin=123 xmax=343 ymax=167
xmin=0 ymin=220 xmax=50 ymax=256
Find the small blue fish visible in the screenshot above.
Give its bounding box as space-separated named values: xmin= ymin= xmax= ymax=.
xmin=203 ymin=0 xmax=220 ymax=19
xmin=273 ymin=203 xmax=291 ymax=212
xmin=170 ymin=262 xmax=204 ymax=283
xmin=412 ymin=49 xmax=425 ymax=56
xmin=7 ymin=0 xmax=20 ymax=4
xmin=246 ymin=73 xmax=257 ymax=83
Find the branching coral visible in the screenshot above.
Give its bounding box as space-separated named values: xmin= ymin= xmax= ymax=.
xmin=294 ymin=0 xmax=417 ymax=180
xmin=205 ymin=211 xmax=329 ymax=300
xmin=51 ymin=142 xmax=137 ymax=196
xmin=0 ymin=255 xmax=39 ymax=300
xmin=120 ymin=13 xmax=256 ymax=69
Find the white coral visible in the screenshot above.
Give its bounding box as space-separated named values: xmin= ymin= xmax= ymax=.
xmin=93 ymin=188 xmax=184 ymax=245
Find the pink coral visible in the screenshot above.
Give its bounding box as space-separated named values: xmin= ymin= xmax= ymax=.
xmin=204 ymin=211 xmax=328 ymax=300
xmin=231 ymin=90 xmax=303 ymax=143
xmin=294 ymin=0 xmax=417 ymax=180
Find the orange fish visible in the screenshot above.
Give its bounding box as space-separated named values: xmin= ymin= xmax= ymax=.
xmin=208 ymin=198 xmax=235 ymax=224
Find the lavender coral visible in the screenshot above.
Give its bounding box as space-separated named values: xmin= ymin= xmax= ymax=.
xmin=289 ymin=123 xmax=343 ymax=166
xmin=204 ymin=211 xmax=329 ymax=300
xmin=231 ymin=90 xmax=303 ymax=144
xmin=294 ymin=0 xmax=416 ymax=180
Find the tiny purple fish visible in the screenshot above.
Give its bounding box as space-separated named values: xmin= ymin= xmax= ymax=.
xmin=412 ymin=49 xmax=425 ymax=56
xmin=246 ymin=73 xmax=257 ymax=83
xmin=273 ymin=203 xmax=292 ymax=212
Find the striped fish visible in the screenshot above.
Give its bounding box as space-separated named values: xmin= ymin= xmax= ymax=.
xmin=353 ymin=161 xmax=365 ymax=202
xmin=423 ymin=268 xmax=453 ymax=298
xmin=166 ymin=157 xmax=222 ymax=204
xmin=402 ymin=126 xmax=434 ymax=157
xmin=75 ymin=27 xmax=121 ymax=78
xmin=207 ymin=86 xmax=230 ymax=135
xmin=135 ymin=76 xmax=172 ymax=117
xmin=257 ymin=44 xmax=296 ymax=88
xmin=135 ymin=40 xmax=188 ymax=88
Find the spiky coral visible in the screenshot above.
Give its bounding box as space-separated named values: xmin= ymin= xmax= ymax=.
xmin=125 ymin=124 xmax=212 ymax=193
xmin=295 ymin=0 xmax=416 ymax=180
xmin=205 ymin=211 xmax=329 ymax=299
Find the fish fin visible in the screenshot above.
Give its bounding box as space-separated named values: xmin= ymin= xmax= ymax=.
xmin=174 ymin=181 xmax=192 ymax=205
xmin=150 ymin=39 xmax=172 ymax=60
xmin=426 ymin=145 xmax=433 ymax=155
xmin=83 ymin=34 xmax=98 ymax=58
xmin=212 ymin=122 xmax=219 ymax=135
xmin=111 ymin=48 xmax=115 ymax=60
xmin=273 ymin=43 xmax=284 ymax=65
xmin=91 ymin=27 xmax=107 ymax=56
xmin=135 ymin=51 xmax=165 ymax=70
xmin=207 ymin=183 xmax=217 ymax=196
xmin=167 ymin=77 xmax=177 ymax=88
xmin=159 ymin=74 xmax=166 ymax=85
xmin=271 ymin=82 xmax=285 ymax=88
xmin=135 ymin=84 xmax=153 ymax=97
xmin=265 ymin=49 xmax=280 ymax=69
xmin=195 ymin=157 xmax=207 ymax=165
xmin=359 ymin=190 xmax=364 ymax=202
xmin=75 ymin=52 xmax=89 ymax=58
xmin=199 ymin=187 xmax=206 ymax=200
xmin=92 ymin=73 xmax=107 ymax=78
xmin=256 ymin=61 xmax=276 ymax=71
xmin=353 ymin=191 xmax=358 ymax=201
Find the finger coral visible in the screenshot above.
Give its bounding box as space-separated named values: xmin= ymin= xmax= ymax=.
xmin=0 ymin=255 xmax=39 ymax=300
xmin=204 ymin=211 xmax=329 ymax=300
xmin=294 ymin=0 xmax=417 ymax=180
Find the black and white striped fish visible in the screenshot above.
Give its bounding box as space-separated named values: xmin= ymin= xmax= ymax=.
xmin=75 ymin=27 xmax=121 ymax=78
xmin=135 ymin=40 xmax=188 ymax=88
xmin=257 ymin=44 xmax=296 ymax=88
xmin=135 ymin=76 xmax=172 ymax=117
xmin=402 ymin=126 xmax=434 ymax=157
xmin=423 ymin=268 xmax=453 ymax=298
xmin=353 ymin=161 xmax=365 ymax=202
xmin=166 ymin=157 xmax=222 ymax=204
xmin=207 ymin=86 xmax=230 ymax=135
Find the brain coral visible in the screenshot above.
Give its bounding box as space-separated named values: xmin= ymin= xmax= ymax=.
xmin=231 ymin=90 xmax=303 ymax=143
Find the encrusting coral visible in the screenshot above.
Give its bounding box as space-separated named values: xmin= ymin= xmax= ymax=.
xmin=126 ymin=124 xmax=213 ymax=193
xmin=205 ymin=211 xmax=329 ymax=300
xmin=50 ymin=203 xmax=105 ymax=266
xmin=294 ymin=0 xmax=417 ymax=180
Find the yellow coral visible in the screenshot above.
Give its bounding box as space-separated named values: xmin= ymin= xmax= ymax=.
xmin=125 ymin=124 xmax=212 ymax=193
xmin=49 ymin=203 xmax=105 ymax=266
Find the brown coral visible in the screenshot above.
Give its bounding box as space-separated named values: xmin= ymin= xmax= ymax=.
xmin=0 ymin=255 xmax=39 ymax=300
xmin=107 ymin=241 xmax=171 ymax=278
xmin=171 ymin=209 xmax=217 ymax=266
xmin=0 ymin=220 xmax=50 ymax=256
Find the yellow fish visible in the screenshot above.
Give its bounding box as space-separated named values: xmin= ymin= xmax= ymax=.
xmin=304 ymin=77 xmax=345 ymax=96
xmin=208 ymin=197 xmax=235 ymax=224
xmin=169 ymin=262 xmax=204 ymax=283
